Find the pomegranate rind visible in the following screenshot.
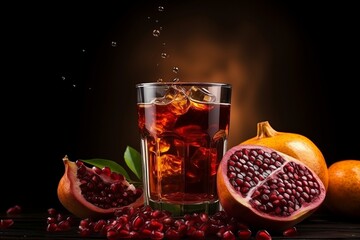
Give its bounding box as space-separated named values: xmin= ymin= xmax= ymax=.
xmin=57 ymin=156 xmax=144 ymax=219
xmin=217 ymin=144 xmax=326 ymax=231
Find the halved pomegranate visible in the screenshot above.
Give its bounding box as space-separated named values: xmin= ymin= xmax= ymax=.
xmin=217 ymin=144 xmax=326 ymax=231
xmin=57 ymin=156 xmax=144 ymax=219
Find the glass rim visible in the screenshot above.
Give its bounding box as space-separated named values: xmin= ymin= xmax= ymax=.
xmin=136 ymin=82 xmax=231 ymax=88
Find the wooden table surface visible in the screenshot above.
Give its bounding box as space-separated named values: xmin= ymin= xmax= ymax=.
xmin=1 ymin=212 xmax=359 ymax=239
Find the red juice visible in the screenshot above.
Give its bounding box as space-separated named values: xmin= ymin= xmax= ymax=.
xmin=137 ymin=94 xmax=230 ymax=205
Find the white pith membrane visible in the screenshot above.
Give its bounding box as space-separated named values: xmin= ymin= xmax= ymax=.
xmin=226 ymin=147 xmax=324 ymax=218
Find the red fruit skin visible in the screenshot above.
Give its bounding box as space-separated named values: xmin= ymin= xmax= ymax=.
xmin=217 ymin=144 xmax=326 ymax=231
xmin=57 ymin=157 xmax=144 ymax=219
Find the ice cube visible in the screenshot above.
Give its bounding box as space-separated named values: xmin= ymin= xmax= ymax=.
xmin=192 ymin=147 xmax=217 ymax=175
xmin=151 ymin=85 xmax=190 ymax=114
xmin=152 ymin=95 xmax=173 ymax=105
xmin=167 ymin=86 xmax=191 ymax=115
xmin=175 ymin=125 xmax=210 ymax=147
xmin=159 ymin=154 xmax=183 ymax=176
xmin=188 ymin=86 xmax=216 ymax=103
xmin=158 ymin=138 xmax=171 ymax=153
xmin=144 ymin=106 xmax=177 ymax=135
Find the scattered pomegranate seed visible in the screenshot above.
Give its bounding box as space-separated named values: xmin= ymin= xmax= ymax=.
xmin=41 ymin=205 xmax=301 ymax=239
xmin=0 ymin=219 xmax=14 ymax=229
xmin=222 ymin=230 xmax=236 ymax=240
xmin=45 ymin=208 xmax=74 ymax=232
xmin=47 ymin=208 xmax=57 ymax=216
xmin=283 ymin=226 xmax=298 ymax=236
xmin=6 ymin=205 xmax=22 ymax=214
xmin=46 ymin=222 xmax=58 ymax=232
xmin=47 ymin=217 xmax=57 ymax=224
xmin=238 ymin=228 xmax=252 ymax=239
xmin=255 ymin=229 xmax=272 ymax=240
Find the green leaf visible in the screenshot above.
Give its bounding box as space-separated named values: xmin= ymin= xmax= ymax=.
xmin=81 ymin=158 xmax=132 ymax=181
xmin=124 ymin=146 xmax=142 ymax=181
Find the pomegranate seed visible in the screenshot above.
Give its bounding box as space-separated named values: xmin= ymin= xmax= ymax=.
xmin=132 ymin=215 xmax=144 ymax=230
xmin=283 ymin=226 xmax=297 ymax=236
xmin=222 ymin=230 xmax=236 ymax=240
xmin=93 ymin=219 xmax=106 ymax=232
xmin=129 ymin=231 xmax=140 ymax=238
xmin=141 ymin=228 xmax=152 ymax=237
xmin=110 ymin=172 xmax=121 ymax=180
xmin=107 ymin=229 xmax=120 ymax=240
xmin=47 ymin=217 xmax=57 ymax=224
xmin=6 ymin=205 xmax=22 ymax=214
xmin=78 ymin=227 xmax=91 ymax=236
xmin=66 ymin=216 xmax=74 ymax=225
xmin=191 ymin=229 xmax=205 ymax=239
xmin=118 ymin=229 xmax=131 ymax=237
xmin=79 ymin=218 xmax=90 ymax=229
xmin=187 ymin=226 xmax=197 ymax=236
xmin=255 ymin=229 xmax=272 ymax=240
xmin=92 ymin=166 xmax=102 ymax=174
xmin=102 ymin=166 xmax=111 ymax=176
xmin=238 ymin=228 xmax=252 ymax=239
xmin=177 ymin=224 xmax=187 ymax=236
xmin=174 ymin=219 xmax=185 ymax=227
xmin=151 ymin=209 xmax=163 ymax=218
xmin=47 ymin=208 xmax=57 ymax=215
xmin=162 ymin=217 xmax=174 ymax=225
xmin=58 ymin=220 xmax=71 ymax=231
xmin=199 ymin=212 xmax=209 ymax=222
xmin=151 ymin=230 xmax=165 ymax=239
xmin=165 ymin=228 xmax=181 ymax=240
xmin=46 ymin=223 xmax=58 ymax=232
xmin=75 ymin=159 xmax=83 ymax=167
xmin=117 ymin=215 xmax=129 ymax=225
xmin=217 ymin=227 xmax=227 ymax=238
xmin=198 ymin=222 xmax=208 ymax=232
xmin=0 ymin=219 xmax=14 ymax=229
xmin=56 ymin=213 xmax=64 ymax=222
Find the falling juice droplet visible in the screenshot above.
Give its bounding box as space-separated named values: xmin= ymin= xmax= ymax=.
xmin=173 ymin=78 xmax=180 ymax=82
xmin=147 ymin=16 xmax=151 ymax=20
xmin=111 ymin=41 xmax=117 ymax=47
xmin=161 ymin=53 xmax=168 ymax=58
xmin=173 ymin=67 xmax=179 ymax=74
xmin=162 ymin=42 xmax=166 ymax=46
xmin=158 ymin=6 xmax=164 ymax=12
xmin=155 ymin=19 xmax=159 ymax=23
xmin=82 ymin=49 xmax=86 ymax=53
xmin=159 ymin=27 xmax=163 ymax=30
xmin=61 ymin=76 xmax=66 ymax=80
xmin=153 ymin=29 xmax=160 ymax=37
xmin=73 ymin=84 xmax=76 ymax=88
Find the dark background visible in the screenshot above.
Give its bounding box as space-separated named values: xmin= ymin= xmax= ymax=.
xmin=2 ymin=1 xmax=359 ymax=212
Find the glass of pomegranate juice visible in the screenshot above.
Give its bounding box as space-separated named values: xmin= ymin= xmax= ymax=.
xmin=136 ymin=82 xmax=231 ymax=216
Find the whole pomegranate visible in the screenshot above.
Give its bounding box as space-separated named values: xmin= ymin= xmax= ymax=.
xmin=217 ymin=144 xmax=326 ymax=231
xmin=241 ymin=121 xmax=329 ymax=190
xmin=57 ymin=156 xmax=144 ymax=219
xmin=325 ymin=159 xmax=360 ymax=218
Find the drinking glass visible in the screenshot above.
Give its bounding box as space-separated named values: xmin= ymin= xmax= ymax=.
xmin=136 ymin=82 xmax=231 ymax=216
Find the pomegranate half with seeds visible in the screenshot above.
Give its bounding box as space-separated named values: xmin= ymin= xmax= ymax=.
xmin=217 ymin=144 xmax=326 ymax=231
xmin=57 ymin=156 xmax=144 ymax=219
